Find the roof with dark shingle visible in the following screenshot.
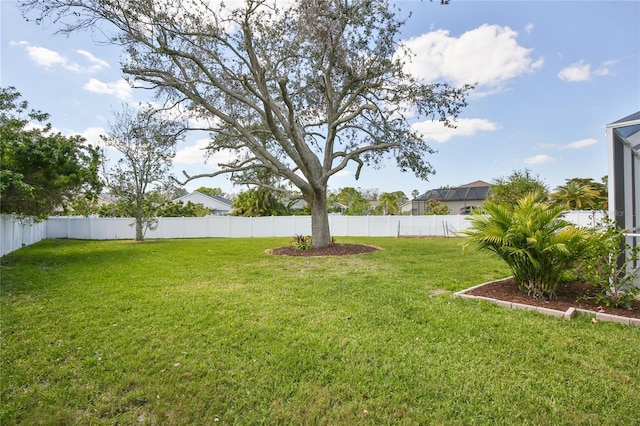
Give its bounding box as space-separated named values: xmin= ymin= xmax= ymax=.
xmin=415 ymin=180 xmax=491 ymax=202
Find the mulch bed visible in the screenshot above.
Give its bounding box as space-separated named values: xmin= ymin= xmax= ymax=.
xmin=267 ymin=243 xmax=380 ymax=257
xmin=466 ymin=277 xmax=640 ymax=320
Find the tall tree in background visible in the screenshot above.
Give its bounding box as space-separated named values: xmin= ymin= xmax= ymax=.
xmin=378 ymin=191 xmax=407 ymax=215
xmin=101 ymin=104 xmax=185 ymax=241
xmin=231 ymin=188 xmax=289 ymax=217
xmin=0 ymin=86 xmax=101 ymax=219
xmin=22 ymin=0 xmax=471 ymax=247
xmin=550 ymin=177 xmax=607 ymax=210
xmin=195 ymin=187 xmax=232 ymax=200
xmin=330 ymin=187 xmax=372 ymax=215
xmin=550 ymin=181 xmax=598 ymax=210
xmin=486 ymin=169 xmax=548 ymax=207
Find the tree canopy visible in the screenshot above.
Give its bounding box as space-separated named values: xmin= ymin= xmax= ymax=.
xmin=0 ymin=86 xmax=102 ymax=219
xmin=231 ymin=187 xmax=290 ymax=217
xmin=550 ymin=177 xmax=607 ymax=210
xmin=486 ymin=169 xmax=548 ymax=207
xmin=22 ymin=0 xmax=471 ymax=246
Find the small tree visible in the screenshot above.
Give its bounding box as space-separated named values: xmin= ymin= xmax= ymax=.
xmin=101 ymin=104 xmax=185 ymax=241
xmin=487 ymin=169 xmax=548 ymax=207
xmin=0 ymin=86 xmax=102 ymax=219
xmin=425 ymin=199 xmax=450 ymax=215
xmin=462 ymin=191 xmax=589 ymax=299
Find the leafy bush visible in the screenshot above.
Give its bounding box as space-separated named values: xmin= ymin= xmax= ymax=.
xmin=461 ymin=191 xmax=589 ymax=299
xmin=425 ymin=199 xmax=450 ymax=215
xmin=292 ymin=235 xmax=313 ymax=251
xmin=580 ymin=217 xmax=640 ymax=308
xmin=156 ymin=201 xmax=210 ymax=217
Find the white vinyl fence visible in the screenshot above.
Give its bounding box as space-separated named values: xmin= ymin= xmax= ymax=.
xmin=0 ymin=215 xmax=48 ymax=257
xmin=2 ymin=210 xmax=604 ymax=257
xmin=43 ymin=214 xmax=473 ymax=240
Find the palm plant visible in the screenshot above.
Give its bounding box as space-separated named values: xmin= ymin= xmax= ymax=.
xmin=378 ymin=191 xmax=406 ymax=215
xmin=462 ymin=191 xmax=589 ymax=299
xmin=549 ymin=182 xmax=598 ymax=210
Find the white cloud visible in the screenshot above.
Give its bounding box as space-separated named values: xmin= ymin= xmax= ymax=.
xmin=12 ymin=41 xmax=110 ymax=73
xmin=594 ymin=60 xmax=617 ymax=77
xmin=83 ymin=78 xmax=133 ymax=101
xmin=524 ymin=23 xmax=534 ymax=34
xmin=175 ymin=139 xmax=211 ymax=165
xmin=75 ymin=50 xmax=111 ymax=72
xmin=24 ymin=45 xmax=67 ymax=69
xmin=562 ymin=138 xmax=598 ymax=149
xmin=559 ymin=59 xmax=618 ymax=82
xmin=78 ymin=126 xmax=107 ymax=147
xmin=399 ymin=24 xmax=544 ymax=88
xmin=412 ymin=118 xmax=498 ymax=143
xmin=332 ymin=169 xmax=354 ymax=179
xmin=524 ymin=154 xmax=555 ymax=164
xmin=558 ymin=61 xmax=591 ymax=82
xmin=175 ymin=139 xmax=238 ymax=167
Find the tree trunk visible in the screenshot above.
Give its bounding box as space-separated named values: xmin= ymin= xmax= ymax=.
xmin=309 ymin=187 xmax=331 ymax=248
xmin=135 ymin=199 xmax=144 ymax=241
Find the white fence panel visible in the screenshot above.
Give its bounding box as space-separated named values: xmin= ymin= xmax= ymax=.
xmin=67 ymin=217 xmax=92 ymax=239
xmin=148 ymin=217 xmax=177 ymax=239
xmin=272 ymin=216 xmax=312 ymax=236
xmin=0 ymin=215 xmax=47 ymax=257
xmin=396 ymin=215 xmax=469 ymax=237
xmin=206 ymin=216 xmax=230 ymax=238
xmin=250 ymin=217 xmax=275 ymax=237
xmin=46 ymin=217 xmax=136 ymax=240
xmin=367 ymin=216 xmax=394 ymax=236
xmin=562 ymin=210 xmax=604 ymax=227
xmin=229 ymin=217 xmax=253 ymax=237
xmin=46 ymin=217 xmax=70 ymax=239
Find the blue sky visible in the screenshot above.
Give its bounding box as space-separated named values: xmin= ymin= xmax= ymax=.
xmin=2 ymin=0 xmax=639 ymax=197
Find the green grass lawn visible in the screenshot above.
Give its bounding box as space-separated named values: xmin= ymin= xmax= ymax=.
xmin=1 ymin=237 xmax=639 ymax=425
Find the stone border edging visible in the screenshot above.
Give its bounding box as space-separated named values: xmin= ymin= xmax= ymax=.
xmin=453 ymin=278 xmax=640 ymax=328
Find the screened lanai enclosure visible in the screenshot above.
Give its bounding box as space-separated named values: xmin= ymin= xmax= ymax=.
xmin=607 ymin=111 xmax=640 ymax=287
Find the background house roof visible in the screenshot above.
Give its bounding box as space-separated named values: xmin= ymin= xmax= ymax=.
xmin=173 ymin=192 xmax=232 ymax=211
xmin=415 ymin=180 xmax=491 ymax=202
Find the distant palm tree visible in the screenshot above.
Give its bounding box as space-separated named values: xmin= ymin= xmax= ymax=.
xmin=379 ymin=191 xmax=406 ymax=215
xmin=550 ymin=182 xmax=598 ymax=210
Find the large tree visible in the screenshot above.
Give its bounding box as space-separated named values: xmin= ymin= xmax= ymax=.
xmin=101 ymin=104 xmax=185 ymax=241
xmin=23 ymin=0 xmax=471 ymax=247
xmin=0 ymin=86 xmax=101 ymax=219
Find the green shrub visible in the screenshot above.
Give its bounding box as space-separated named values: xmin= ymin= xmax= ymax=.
xmin=292 ymin=234 xmax=313 ymax=250
xmin=461 ymin=191 xmax=589 ymax=299
xmin=580 ymin=217 xmax=640 ymax=308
